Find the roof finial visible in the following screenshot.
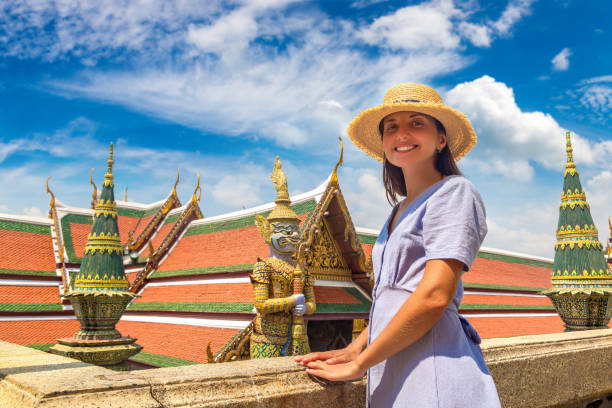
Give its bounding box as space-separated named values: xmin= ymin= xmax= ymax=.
xmin=331 ymin=136 xmax=344 ymax=186
xmin=266 ymin=156 xmax=300 ymax=225
xmin=89 ymin=168 xmax=98 ymax=209
xmin=125 ymin=187 xmax=128 ymax=202
xmin=172 ymin=169 xmax=180 ymax=198
xmin=191 ymin=174 xmax=202 ymax=204
xmin=565 ymin=131 xmax=573 ymax=163
xmin=104 ymin=142 xmax=114 ymax=187
xmin=563 ymin=131 xmax=577 ymax=177
xmin=46 ymin=176 xmax=55 ymax=212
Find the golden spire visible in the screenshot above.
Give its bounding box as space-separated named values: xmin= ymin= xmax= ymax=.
xmin=125 ymin=187 xmax=128 ymax=202
xmin=330 ymin=136 xmax=344 ymax=186
xmin=103 ymin=142 xmax=114 ymax=187
xmin=89 ymin=168 xmax=98 ymax=209
xmin=191 ymin=174 xmax=202 ymax=205
xmin=171 ymin=169 xmax=180 ymax=198
xmin=564 ymin=131 xmax=577 ymax=176
xmin=267 ymin=156 xmax=300 ymax=225
xmin=45 ymin=176 xmax=55 ymax=213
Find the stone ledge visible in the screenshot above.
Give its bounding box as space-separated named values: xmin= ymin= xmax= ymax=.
xmin=1 ymin=329 xmax=611 ymax=407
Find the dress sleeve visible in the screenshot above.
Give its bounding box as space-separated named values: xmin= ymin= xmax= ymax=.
xmin=422 ymin=178 xmax=487 ymax=271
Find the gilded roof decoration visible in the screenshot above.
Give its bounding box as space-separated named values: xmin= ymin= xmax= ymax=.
xmin=89 ymin=168 xmax=98 ymax=209
xmin=266 ymin=157 xmax=300 ymax=225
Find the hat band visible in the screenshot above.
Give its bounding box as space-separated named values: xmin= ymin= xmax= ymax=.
xmin=391 ymin=98 xmax=424 ymax=104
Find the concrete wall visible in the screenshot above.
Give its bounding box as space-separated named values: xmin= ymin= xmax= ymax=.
xmin=1 ymin=329 xmax=611 ymax=408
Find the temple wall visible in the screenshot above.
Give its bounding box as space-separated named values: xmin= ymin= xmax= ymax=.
xmin=1 ymin=329 xmax=611 ymax=408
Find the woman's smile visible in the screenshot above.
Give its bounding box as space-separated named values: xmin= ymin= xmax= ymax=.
xmin=394 ymin=144 xmax=418 ymax=152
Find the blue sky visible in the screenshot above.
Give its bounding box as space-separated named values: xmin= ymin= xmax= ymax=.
xmin=0 ymin=0 xmax=611 ymax=258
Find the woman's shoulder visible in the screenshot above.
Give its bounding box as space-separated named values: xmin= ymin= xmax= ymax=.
xmin=437 ymin=175 xmax=480 ymax=196
xmin=428 ymin=175 xmax=484 ymax=206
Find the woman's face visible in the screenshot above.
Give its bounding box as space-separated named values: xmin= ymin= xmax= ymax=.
xmin=381 ymin=111 xmax=446 ymax=171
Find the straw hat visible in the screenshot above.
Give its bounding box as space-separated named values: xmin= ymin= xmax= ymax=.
xmin=347 ymin=83 xmax=476 ymax=162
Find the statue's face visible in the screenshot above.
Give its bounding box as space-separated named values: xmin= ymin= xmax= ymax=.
xmin=270 ymin=222 xmax=300 ymax=254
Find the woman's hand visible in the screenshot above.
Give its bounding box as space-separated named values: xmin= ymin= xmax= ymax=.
xmin=304 ymin=360 xmax=365 ymax=382
xmin=294 ymin=343 xmax=361 ymax=366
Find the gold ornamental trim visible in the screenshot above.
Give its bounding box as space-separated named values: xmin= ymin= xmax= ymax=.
xmin=561 ymin=189 xmax=586 ymax=200
xmin=308 ymin=268 xmax=353 ymax=281
xmin=84 ymin=232 xmax=123 ymax=254
xmin=74 ymin=274 xmax=129 ymax=288
xmin=553 ymin=269 xmax=611 ymax=277
xmin=555 ymin=239 xmax=603 ymax=250
xmin=563 ymin=167 xmax=579 ymax=177
xmin=560 ymin=200 xmax=589 ymax=210
xmin=556 ymin=224 xmax=598 ymax=239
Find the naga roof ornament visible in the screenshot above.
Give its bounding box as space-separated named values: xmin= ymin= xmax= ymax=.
xmin=191 ymin=173 xmax=202 ymax=205
xmin=45 ymin=176 xmax=56 ymax=213
xmin=89 ymin=168 xmax=98 ymax=209
xmin=543 ymin=131 xmax=612 ymax=330
xmin=172 ymin=169 xmax=180 ymax=199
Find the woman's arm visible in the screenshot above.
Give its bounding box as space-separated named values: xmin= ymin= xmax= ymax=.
xmin=304 ymin=258 xmax=463 ymax=381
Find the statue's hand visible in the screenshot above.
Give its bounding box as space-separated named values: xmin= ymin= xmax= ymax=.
xmin=293 ymin=303 xmax=306 ymax=316
xmin=292 ymin=294 xmax=305 ymax=316
xmin=293 ymin=294 xmax=305 ymax=306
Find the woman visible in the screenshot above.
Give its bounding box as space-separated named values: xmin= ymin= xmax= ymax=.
xmin=295 ymin=83 xmax=501 ymax=407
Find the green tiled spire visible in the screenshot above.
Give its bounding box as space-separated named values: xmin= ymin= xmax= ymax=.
xmin=73 ymin=143 xmax=128 ymax=292
xmin=552 ymin=132 xmax=611 ymax=289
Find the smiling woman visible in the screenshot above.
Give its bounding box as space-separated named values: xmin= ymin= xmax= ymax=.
xmin=295 ymin=83 xmax=501 ymax=408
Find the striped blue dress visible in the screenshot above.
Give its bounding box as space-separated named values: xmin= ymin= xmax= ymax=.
xmin=367 ymin=175 xmax=501 ymax=407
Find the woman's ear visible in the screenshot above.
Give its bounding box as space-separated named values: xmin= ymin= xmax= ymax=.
xmin=438 ymin=132 xmax=447 ymax=151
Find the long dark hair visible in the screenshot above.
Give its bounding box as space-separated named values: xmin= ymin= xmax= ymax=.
xmin=380 ymin=114 xmax=462 ymax=205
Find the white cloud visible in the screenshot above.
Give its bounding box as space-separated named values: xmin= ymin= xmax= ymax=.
xmin=552 ymin=47 xmax=571 ymax=71
xmin=212 ymin=175 xmax=263 ymax=208
xmin=358 ymin=0 xmax=462 ymax=51
xmin=0 ymin=0 xmax=223 ymax=62
xmin=579 ymin=85 xmax=612 ymax=113
xmin=458 ymin=22 xmax=492 ymax=47
xmin=445 ymin=75 xmax=608 ymax=179
xmin=21 ymin=206 xmax=45 ymax=217
xmin=491 ymin=0 xmax=535 ymax=35
xmin=585 ymin=170 xmax=612 ymax=243
xmin=579 ymin=75 xmax=612 ymax=85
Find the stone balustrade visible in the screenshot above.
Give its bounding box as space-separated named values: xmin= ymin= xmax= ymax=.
xmin=1 ymin=329 xmax=611 ymax=407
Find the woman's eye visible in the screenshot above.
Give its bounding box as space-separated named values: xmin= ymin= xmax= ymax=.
xmin=412 ymin=120 xmax=423 ymax=127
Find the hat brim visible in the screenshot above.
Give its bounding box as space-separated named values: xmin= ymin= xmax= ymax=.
xmin=347 ymin=102 xmax=476 ymax=162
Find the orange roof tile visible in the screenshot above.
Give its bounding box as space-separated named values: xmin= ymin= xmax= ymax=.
xmin=466 ymin=315 xmax=564 ymax=339
xmin=135 ymin=283 xmax=255 ymax=304
xmin=0 ymin=286 xmax=61 ymax=304
xmin=465 ymin=258 xmax=552 ymax=290
xmin=314 ymin=286 xmax=361 ymax=304
xmin=158 ymin=213 xmax=310 ymax=273
xmin=68 ymin=222 xmax=91 ymax=260
xmin=151 ymin=221 xmax=176 ymax=249
xmin=117 ymin=216 xmax=141 ymax=245
xmin=132 ymin=215 xmax=156 ymax=240
xmin=0 ymin=230 xmax=56 ymax=272
xmin=116 ymin=321 xmax=239 ymax=364
xmin=462 ymin=294 xmax=553 ymax=307
xmin=158 ymin=225 xmax=270 ymax=271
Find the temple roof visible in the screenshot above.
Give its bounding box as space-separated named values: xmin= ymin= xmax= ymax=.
xmin=0 ymin=214 xmax=57 ymax=278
